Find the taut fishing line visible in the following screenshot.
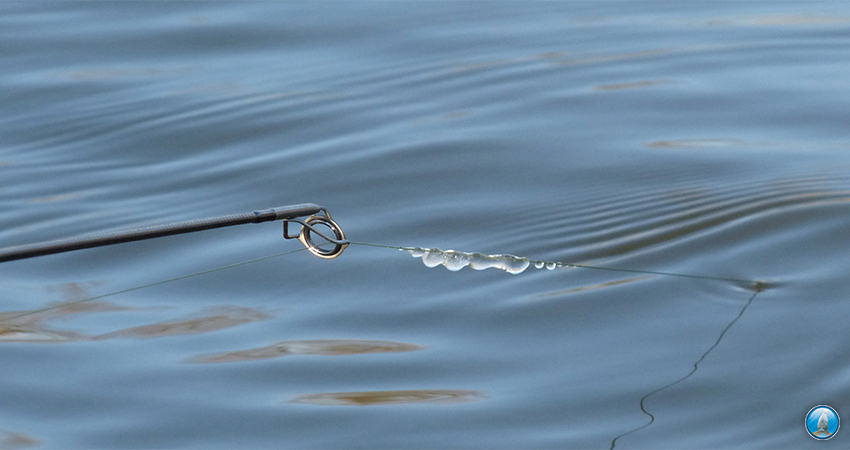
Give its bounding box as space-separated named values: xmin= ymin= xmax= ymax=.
xmin=349 ymin=241 xmax=759 ymax=287
xmin=0 ymin=204 xmax=765 ymax=446
xmin=2 ymin=247 xmax=308 ymax=323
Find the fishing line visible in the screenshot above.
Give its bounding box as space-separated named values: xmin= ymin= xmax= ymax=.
xmin=608 ymin=285 xmax=762 ymax=449
xmin=2 ymin=247 xmax=308 ymax=323
xmin=348 ymin=241 xmax=759 ymax=287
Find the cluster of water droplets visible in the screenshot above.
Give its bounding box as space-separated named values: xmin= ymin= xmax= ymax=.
xmin=403 ymin=247 xmax=565 ymax=274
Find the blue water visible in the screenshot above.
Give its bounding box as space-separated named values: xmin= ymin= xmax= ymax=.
xmin=3 ymin=2 xmax=850 ymax=448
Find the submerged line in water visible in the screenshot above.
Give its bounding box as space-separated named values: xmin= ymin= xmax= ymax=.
xmin=608 ymin=285 xmax=762 ymax=449
xmin=348 ymin=241 xmax=758 ymax=286
xmin=2 ymin=247 xmax=307 ymax=323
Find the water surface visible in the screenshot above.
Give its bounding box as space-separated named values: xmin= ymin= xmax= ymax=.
xmin=2 ymin=2 xmax=850 ymax=448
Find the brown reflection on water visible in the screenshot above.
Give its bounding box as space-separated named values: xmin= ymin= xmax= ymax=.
xmin=594 ymin=79 xmax=673 ymax=91
xmin=0 ymin=429 xmax=39 ymax=449
xmin=290 ymin=389 xmax=483 ymax=406
xmin=647 ymin=138 xmax=750 ymax=149
xmin=0 ymin=282 xmax=128 ymax=343
xmin=646 ymin=138 xmax=850 ymax=152
xmin=0 ymin=325 xmax=85 ymax=343
xmin=190 ymin=339 xmax=425 ymax=363
xmin=0 ymin=280 xmax=270 ymax=343
xmin=536 ymin=276 xmax=651 ymax=299
xmin=93 ymin=306 xmax=271 ymax=340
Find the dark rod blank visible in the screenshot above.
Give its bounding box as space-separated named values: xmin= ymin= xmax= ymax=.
xmin=0 ymin=203 xmax=323 ymax=263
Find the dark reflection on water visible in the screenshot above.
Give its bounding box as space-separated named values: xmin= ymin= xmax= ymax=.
xmin=0 ymin=317 xmax=85 ymax=344
xmin=92 ymin=306 xmax=270 ymax=340
xmin=0 ymin=430 xmax=39 ymax=449
xmin=0 ymin=282 xmax=129 ymax=343
xmin=0 ymin=286 xmax=269 ymax=342
xmin=190 ymin=339 xmax=424 ymax=363
xmin=290 ymin=390 xmax=484 ymax=406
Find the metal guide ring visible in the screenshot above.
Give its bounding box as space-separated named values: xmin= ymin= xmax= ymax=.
xmin=283 ymin=214 xmax=349 ymax=259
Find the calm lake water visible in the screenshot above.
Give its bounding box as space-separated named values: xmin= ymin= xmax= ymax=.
xmin=2 ymin=1 xmax=850 ymax=448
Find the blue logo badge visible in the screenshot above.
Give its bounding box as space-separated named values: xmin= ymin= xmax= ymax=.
xmin=806 ymin=405 xmax=840 ymax=440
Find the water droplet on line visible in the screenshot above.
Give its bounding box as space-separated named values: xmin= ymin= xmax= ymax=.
xmin=405 ymin=247 xmax=426 ymax=258
xmin=405 ymin=247 xmax=534 ymax=274
xmin=421 ymin=250 xmax=444 ymax=268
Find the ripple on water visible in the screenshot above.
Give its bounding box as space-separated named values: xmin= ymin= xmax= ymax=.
xmin=92 ymin=306 xmax=271 ymax=340
xmin=0 ymin=303 xmax=270 ymax=343
xmin=535 ymin=276 xmax=652 ymax=299
xmin=189 ymin=339 xmax=425 ymax=363
xmin=0 ymin=299 xmax=129 ymax=344
xmin=483 ymin=172 xmax=850 ymax=264
xmin=0 ymin=327 xmax=84 ymax=343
